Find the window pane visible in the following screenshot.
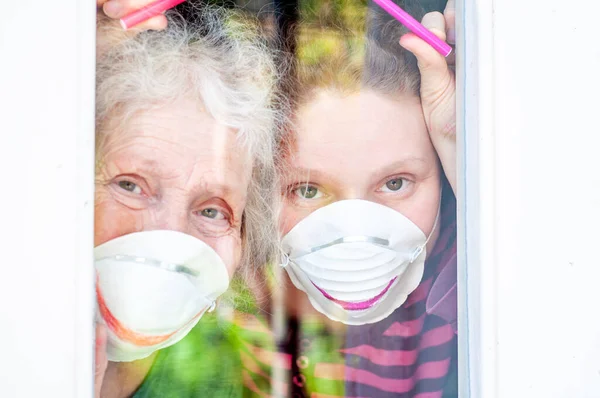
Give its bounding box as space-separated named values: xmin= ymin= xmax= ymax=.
xmin=93 ymin=1 xmax=458 ymax=397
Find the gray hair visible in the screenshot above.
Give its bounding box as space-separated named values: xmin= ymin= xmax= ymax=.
xmin=95 ymin=7 xmax=285 ymax=278
xmin=363 ymin=0 xmax=425 ymax=96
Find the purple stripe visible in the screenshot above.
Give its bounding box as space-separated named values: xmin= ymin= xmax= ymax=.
xmin=343 ymin=341 xmax=455 ymax=380
xmin=345 ymin=374 xmax=451 ymax=398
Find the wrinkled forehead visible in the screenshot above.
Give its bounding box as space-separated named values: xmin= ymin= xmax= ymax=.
xmin=98 ymin=99 xmax=252 ymax=189
xmin=100 ymin=99 xmax=247 ymax=150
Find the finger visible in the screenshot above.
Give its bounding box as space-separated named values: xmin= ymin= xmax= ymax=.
xmin=400 ymin=12 xmax=448 ymax=70
xmin=422 ymin=11 xmax=447 ymax=42
xmin=103 ymin=0 xmax=162 ymax=19
xmin=97 ymin=0 xmax=110 ymax=8
xmin=102 ymin=1 xmax=124 ymax=18
xmin=400 ymin=32 xmax=447 ymax=78
xmin=94 ymin=324 xmax=108 ymax=398
xmin=125 ymin=14 xmax=168 ymax=31
xmin=444 ymin=0 xmax=456 ymax=45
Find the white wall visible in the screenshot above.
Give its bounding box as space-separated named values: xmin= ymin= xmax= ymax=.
xmin=461 ymin=0 xmax=600 ymax=397
xmin=1 ymin=0 xmax=600 ymax=397
xmin=0 ymin=2 xmax=96 ymax=397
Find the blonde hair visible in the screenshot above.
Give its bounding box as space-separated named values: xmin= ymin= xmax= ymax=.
xmin=95 ymin=7 xmax=286 ymax=278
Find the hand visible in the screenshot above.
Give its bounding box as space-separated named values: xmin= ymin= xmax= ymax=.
xmin=97 ymin=0 xmax=168 ymax=31
xmin=400 ymin=0 xmax=456 ymax=194
xmin=95 ymin=323 xmax=108 ymax=398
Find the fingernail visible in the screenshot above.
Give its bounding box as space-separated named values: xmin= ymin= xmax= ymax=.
xmin=103 ymin=1 xmax=122 ymax=17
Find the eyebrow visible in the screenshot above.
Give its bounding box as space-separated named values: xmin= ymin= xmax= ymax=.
xmin=367 ymin=157 xmax=430 ymax=180
xmin=110 ymin=152 xmax=245 ymax=202
xmin=284 ymin=167 xmax=333 ymax=185
xmin=286 ymin=157 xmax=430 ymax=185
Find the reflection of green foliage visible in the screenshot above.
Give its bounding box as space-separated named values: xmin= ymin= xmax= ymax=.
xmin=298 ymin=30 xmax=365 ymax=66
xmin=133 ymin=314 xmax=246 ymax=397
xmin=300 ymin=0 xmax=367 ymax=31
xmin=295 ymin=0 xmax=369 ymax=95
xmin=296 ymin=26 xmax=366 ymax=92
xmin=299 ymin=321 xmax=346 ymax=396
xmin=298 ymin=33 xmax=340 ymax=65
xmin=227 ymin=275 xmax=260 ymax=315
xmin=134 ymin=310 xmax=349 ymax=397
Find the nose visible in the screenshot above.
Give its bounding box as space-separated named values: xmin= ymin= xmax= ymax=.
xmin=339 ymin=187 xmax=369 ymax=201
xmin=142 ymin=200 xmax=192 ymax=235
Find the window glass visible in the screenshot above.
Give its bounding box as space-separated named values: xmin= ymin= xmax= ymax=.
xmin=93 ymin=0 xmax=457 ymax=397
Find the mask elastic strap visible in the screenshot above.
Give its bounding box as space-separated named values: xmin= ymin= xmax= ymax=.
xmin=95 ymin=255 xmax=200 ymax=277
xmin=410 ymin=193 xmax=443 ymax=263
xmin=208 ymin=301 xmax=217 ymax=313
xmin=280 ymin=248 xmax=290 ymax=268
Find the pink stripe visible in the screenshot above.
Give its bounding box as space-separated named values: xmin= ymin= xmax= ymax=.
xmin=311 ymin=394 xmax=369 ymax=398
xmin=241 ymin=352 xmax=289 ymax=395
xmin=242 ymin=370 xmax=270 ymax=398
xmin=340 ymin=344 xmax=418 ymax=366
xmin=415 ymin=358 xmax=451 ymax=379
xmin=419 ymin=324 xmax=454 ymax=350
xmin=345 ymin=366 xmax=415 ymax=393
xmin=234 ymin=313 xmax=272 ymax=335
xmin=314 ymin=363 xmax=345 ymax=380
xmin=315 ymin=360 xmax=452 ymax=393
xmin=315 ymin=364 xmax=414 ymax=393
xmin=404 ymin=277 xmax=433 ymax=307
xmin=383 ymin=314 xmax=426 ymax=337
xmin=240 ymin=350 xmax=271 ymax=380
xmin=242 ymin=341 xmax=292 ymax=370
xmin=414 ymin=392 xmax=443 ymax=398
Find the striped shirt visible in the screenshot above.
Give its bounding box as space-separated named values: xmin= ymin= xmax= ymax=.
xmin=341 ymin=193 xmax=457 ymax=398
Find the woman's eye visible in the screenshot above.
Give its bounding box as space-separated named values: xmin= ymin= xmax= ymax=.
xmin=381 ymin=178 xmax=407 ymax=193
xmin=117 ymin=180 xmax=142 ymax=195
xmin=200 ymin=208 xmax=225 ymax=220
xmin=294 ymin=185 xmax=322 ymax=200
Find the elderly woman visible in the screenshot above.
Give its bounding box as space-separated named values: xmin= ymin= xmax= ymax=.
xmin=93 ymin=4 xmax=283 ymax=397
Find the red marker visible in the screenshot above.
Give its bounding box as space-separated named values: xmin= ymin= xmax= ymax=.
xmin=120 ymin=0 xmax=186 ymax=30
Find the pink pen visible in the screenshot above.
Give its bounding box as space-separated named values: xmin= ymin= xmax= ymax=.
xmin=120 ymin=0 xmax=187 ymax=30
xmin=371 ymin=0 xmax=452 ymax=57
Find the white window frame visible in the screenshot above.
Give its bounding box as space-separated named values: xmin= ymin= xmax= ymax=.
xmin=457 ymin=0 xmax=496 ymax=395
xmin=3 ymin=0 xmax=600 ymax=397
xmin=458 ymin=0 xmax=600 ymax=397
xmin=456 ymin=0 xmax=496 ymax=398
xmin=0 ymin=2 xmax=96 ymax=397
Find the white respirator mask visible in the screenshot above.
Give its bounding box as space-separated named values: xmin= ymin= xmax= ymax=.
xmin=281 ymin=200 xmax=437 ymax=325
xmin=94 ymin=230 xmax=230 ymax=362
